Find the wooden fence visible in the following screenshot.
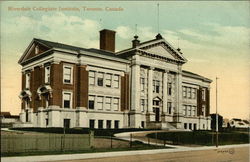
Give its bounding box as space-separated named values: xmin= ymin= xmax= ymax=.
xmin=1 ymin=132 xmax=94 ymax=154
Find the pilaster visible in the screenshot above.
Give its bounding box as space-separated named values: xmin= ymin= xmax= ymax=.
xmin=131 ymin=63 xmax=140 ymax=112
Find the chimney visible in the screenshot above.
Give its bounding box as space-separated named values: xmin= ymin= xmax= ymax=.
xmin=132 ymin=35 xmax=140 ymax=48
xmin=99 ymin=29 xmax=116 ymax=52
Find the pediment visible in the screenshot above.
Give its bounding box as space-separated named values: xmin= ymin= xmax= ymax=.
xmin=142 ymin=44 xmax=177 ymax=60
xmin=137 ymin=39 xmax=187 ymax=63
xmin=18 ymin=39 xmax=51 ymax=65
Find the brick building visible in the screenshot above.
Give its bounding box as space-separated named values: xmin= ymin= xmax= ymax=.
xmin=17 ymin=29 xmax=212 ymax=130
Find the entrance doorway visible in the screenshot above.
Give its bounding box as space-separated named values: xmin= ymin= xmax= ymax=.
xmin=153 ymin=98 xmax=161 ymax=122
xmin=154 ymin=108 xmax=160 ymax=122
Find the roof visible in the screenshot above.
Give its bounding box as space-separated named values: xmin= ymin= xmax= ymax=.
xmin=182 ymin=70 xmax=212 ymax=83
xmin=34 ymin=38 xmax=88 ymax=52
xmin=33 ymin=38 xmax=128 ymax=61
xmin=0 ymin=112 xmax=11 ymax=117
xmin=231 ymin=118 xmax=242 ymax=121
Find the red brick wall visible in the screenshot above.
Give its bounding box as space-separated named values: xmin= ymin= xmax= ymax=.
xmin=120 ymin=73 xmax=130 ymax=111
xmin=76 ymin=65 xmax=89 ymax=108
xmin=197 ymin=87 xmax=210 ymax=117
xmin=206 ymin=88 xmax=210 ymax=116
xmin=100 ymin=29 xmax=116 ymax=52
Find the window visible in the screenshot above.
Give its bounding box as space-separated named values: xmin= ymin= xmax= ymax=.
xmin=192 ymin=88 xmax=196 ymax=99
xmin=113 ymin=75 xmax=119 ymax=88
xmin=140 ymin=78 xmax=145 ymax=92
xmin=193 ymin=106 xmax=196 ymax=117
xmin=183 ymin=105 xmax=187 ymax=116
xmin=153 ymin=100 xmax=160 ymax=106
xmin=89 ymin=71 xmax=95 ymax=85
xmin=202 ymin=89 xmax=206 ymax=101
xmin=105 ymin=97 xmax=111 ymax=110
xmin=184 ymin=123 xmax=187 ymax=129
xmin=189 ymin=123 xmax=192 ymax=130
xmin=88 ymin=96 xmax=95 ymax=109
xmin=153 ymin=80 xmax=160 ymax=93
xmin=25 ymin=73 xmax=30 ymax=89
xmin=141 ymin=99 xmax=145 ymax=112
xmin=141 ymin=121 xmax=145 ymax=128
xmin=187 ymin=88 xmax=191 ymax=99
xmin=113 ymin=98 xmax=119 ymax=111
xmin=183 ymin=87 xmax=187 ymax=98
xmin=46 ymin=119 xmax=49 ymax=126
xmin=63 ymin=66 xmax=73 ymax=84
xmin=97 ymin=72 xmax=104 ymax=86
xmin=114 ymin=120 xmax=119 ymax=129
xmin=35 ymin=45 xmax=39 ymax=54
xmin=45 ymin=96 xmax=49 ymax=108
xmin=167 ymin=102 xmax=172 ymax=114
xmin=45 ymin=66 xmax=50 ymax=84
xmin=168 ymin=83 xmax=172 ymax=95
xmin=202 ymin=105 xmax=206 ymax=116
xmin=97 ymin=96 xmax=103 ymax=110
xmin=193 ymin=123 xmax=197 ymax=130
xmin=106 ymin=73 xmax=112 ymax=87
xmin=106 ymin=120 xmax=111 ymax=129
xmin=63 ymin=92 xmax=72 ymax=108
xmin=89 ymin=120 xmax=95 ymax=129
xmin=98 ymin=120 xmax=103 ymax=129
xmin=188 ymin=105 xmax=192 ymax=116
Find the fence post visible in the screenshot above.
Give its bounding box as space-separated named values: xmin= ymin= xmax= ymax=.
xmin=164 ymin=139 xmax=166 ymax=146
xmin=110 ymin=134 xmax=113 ymax=148
xmin=130 ymin=133 xmax=132 ymax=148
xmin=155 ymin=132 xmax=158 ymax=145
xmin=148 ymin=137 xmax=150 ymax=146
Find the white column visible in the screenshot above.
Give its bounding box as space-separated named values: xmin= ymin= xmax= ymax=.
xmin=131 ymin=64 xmax=140 ymax=112
xmin=163 ymin=70 xmax=168 ymax=114
xmin=147 ymin=67 xmax=153 ymax=113
xmin=175 ymin=67 xmax=183 ymax=121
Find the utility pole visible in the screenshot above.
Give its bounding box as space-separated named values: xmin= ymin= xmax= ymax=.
xmin=216 ymin=77 xmax=219 ymax=147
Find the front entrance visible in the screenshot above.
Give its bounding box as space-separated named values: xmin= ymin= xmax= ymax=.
xmin=153 ymin=97 xmax=161 ymax=122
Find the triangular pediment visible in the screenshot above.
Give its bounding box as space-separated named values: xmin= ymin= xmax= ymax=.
xmin=142 ymin=44 xmax=177 ymax=60
xmin=138 ymin=39 xmax=187 ymax=63
xmin=18 ymin=39 xmax=51 ymax=65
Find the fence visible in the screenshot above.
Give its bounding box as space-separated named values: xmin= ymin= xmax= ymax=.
xmin=1 ymin=132 xmax=94 ymax=154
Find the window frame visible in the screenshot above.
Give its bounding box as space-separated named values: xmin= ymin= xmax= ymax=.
xmin=140 ymin=77 xmax=145 ymax=92
xmin=25 ymin=73 xmax=30 ymax=89
xmin=89 ymin=71 xmax=95 ymax=86
xmin=62 ymin=91 xmax=73 ymax=109
xmin=105 ymin=97 xmax=112 ymax=110
xmin=113 ymin=74 xmax=119 ymax=88
xmin=113 ymin=98 xmax=119 ymax=111
xmin=96 ymin=96 xmax=104 ymax=110
xmin=105 ymin=73 xmax=112 ymax=87
xmin=63 ymin=65 xmax=73 ymax=84
xmin=45 ymin=66 xmax=50 ymax=84
xmin=97 ymin=72 xmax=104 ymax=87
xmin=88 ymin=95 xmax=95 ymax=109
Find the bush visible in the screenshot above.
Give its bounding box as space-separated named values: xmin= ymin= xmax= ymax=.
xmin=147 ymin=131 xmax=249 ymax=146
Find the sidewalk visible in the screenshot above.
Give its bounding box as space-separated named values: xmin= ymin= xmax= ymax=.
xmin=2 ymin=144 xmax=249 ymax=162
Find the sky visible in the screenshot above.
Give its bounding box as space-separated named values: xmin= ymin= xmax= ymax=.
xmin=1 ymin=1 xmax=249 ymax=120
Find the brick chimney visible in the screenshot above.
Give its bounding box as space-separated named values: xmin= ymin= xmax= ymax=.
xmin=99 ymin=29 xmax=116 ymax=52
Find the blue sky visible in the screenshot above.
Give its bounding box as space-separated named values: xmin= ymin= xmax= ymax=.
xmin=1 ymin=1 xmax=249 ymax=119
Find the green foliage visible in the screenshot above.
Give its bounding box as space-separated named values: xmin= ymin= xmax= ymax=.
xmin=147 ymin=131 xmax=249 ymax=146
